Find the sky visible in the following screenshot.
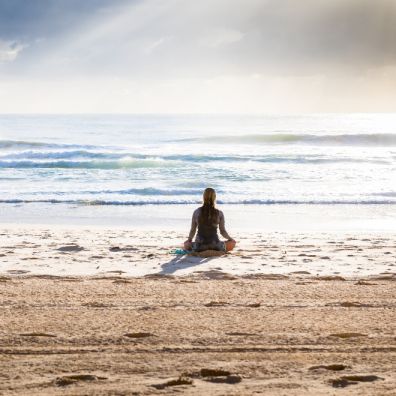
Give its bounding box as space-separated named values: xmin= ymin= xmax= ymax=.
xmin=0 ymin=0 xmax=395 ymax=113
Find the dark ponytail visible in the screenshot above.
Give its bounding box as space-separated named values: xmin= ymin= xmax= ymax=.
xmin=199 ymin=187 xmax=219 ymax=225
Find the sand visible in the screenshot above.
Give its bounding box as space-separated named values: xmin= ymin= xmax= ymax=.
xmin=1 ymin=226 xmax=395 ymax=277
xmin=0 ymin=226 xmax=395 ymax=395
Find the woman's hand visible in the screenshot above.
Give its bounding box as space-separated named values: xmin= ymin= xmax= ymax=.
xmin=225 ymin=238 xmax=236 ymax=252
xmin=184 ymin=239 xmax=193 ymax=250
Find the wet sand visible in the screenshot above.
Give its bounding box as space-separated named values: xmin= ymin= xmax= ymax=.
xmin=0 ymin=226 xmax=395 ymax=395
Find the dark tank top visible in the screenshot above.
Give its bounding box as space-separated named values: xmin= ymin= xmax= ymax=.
xmin=197 ymin=209 xmax=220 ymax=243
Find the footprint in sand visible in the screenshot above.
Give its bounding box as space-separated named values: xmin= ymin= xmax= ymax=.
xmin=316 ymin=276 xmax=346 ymax=281
xmin=329 ymin=333 xmax=367 ymax=338
xmin=355 ymin=280 xmax=377 ymax=285
xmin=20 ymin=332 xmax=57 ymax=337
xmin=242 ymin=299 xmax=260 ymax=307
xmin=55 ymin=374 xmax=107 ymax=387
xmin=124 ymin=332 xmax=154 ymax=338
xmin=340 ymin=375 xmax=383 ymax=382
xmin=199 ymin=369 xmax=242 ymax=384
xmin=106 ymin=270 xmax=126 ymax=274
xmin=330 ymin=375 xmax=383 ymax=388
xmin=152 ymin=376 xmax=193 ymax=389
xmin=309 ymin=364 xmax=348 ymax=371
xmin=205 ymin=301 xmax=230 ymax=307
xmin=7 ymin=269 xmax=30 ymax=274
xmin=226 ymin=332 xmax=259 ymax=336
xmin=57 ymin=245 xmax=84 ymax=252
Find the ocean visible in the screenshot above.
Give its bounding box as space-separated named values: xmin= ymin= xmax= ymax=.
xmin=0 ymin=113 xmax=395 ymax=230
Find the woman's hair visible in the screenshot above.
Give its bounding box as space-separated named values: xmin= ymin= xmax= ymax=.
xmin=199 ymin=187 xmax=219 ymax=225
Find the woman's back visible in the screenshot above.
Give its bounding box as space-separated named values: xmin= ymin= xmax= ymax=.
xmin=185 ymin=188 xmax=236 ymax=252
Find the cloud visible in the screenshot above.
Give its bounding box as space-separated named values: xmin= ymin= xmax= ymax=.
xmin=0 ymin=40 xmax=25 ymax=62
xmin=2 ymin=0 xmax=396 ymax=77
xmin=198 ymin=28 xmax=244 ymax=48
xmin=0 ymin=0 xmax=395 ymax=112
xmin=144 ymin=36 xmax=172 ymax=54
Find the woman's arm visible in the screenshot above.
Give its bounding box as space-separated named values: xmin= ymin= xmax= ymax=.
xmin=219 ymin=210 xmax=232 ymax=240
xmin=187 ymin=209 xmax=199 ymax=241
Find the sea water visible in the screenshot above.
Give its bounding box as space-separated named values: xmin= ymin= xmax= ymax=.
xmin=0 ymin=113 xmax=395 ymax=230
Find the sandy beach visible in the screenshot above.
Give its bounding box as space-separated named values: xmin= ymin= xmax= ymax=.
xmin=0 ymin=226 xmax=395 ymax=395
xmin=2 ymin=0 xmax=396 ymax=393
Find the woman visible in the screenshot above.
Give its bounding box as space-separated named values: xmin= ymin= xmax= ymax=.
xmin=184 ymin=188 xmax=236 ymax=252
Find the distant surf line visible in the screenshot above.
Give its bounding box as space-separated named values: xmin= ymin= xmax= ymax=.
xmin=1 ymin=199 xmax=395 ymax=205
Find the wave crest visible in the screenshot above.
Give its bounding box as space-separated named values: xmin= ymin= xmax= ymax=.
xmin=180 ymin=133 xmax=396 ymax=146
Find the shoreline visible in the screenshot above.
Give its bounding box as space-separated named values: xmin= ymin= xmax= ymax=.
xmin=1 ymin=225 xmax=395 ymax=278
xmin=1 ymin=203 xmax=395 ymax=233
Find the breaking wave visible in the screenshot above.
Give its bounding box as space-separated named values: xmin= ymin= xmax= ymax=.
xmin=178 ymin=133 xmax=396 ymax=146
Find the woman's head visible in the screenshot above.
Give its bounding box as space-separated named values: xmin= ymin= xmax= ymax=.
xmin=203 ymin=187 xmax=216 ymax=207
xmin=199 ymin=187 xmax=218 ymax=225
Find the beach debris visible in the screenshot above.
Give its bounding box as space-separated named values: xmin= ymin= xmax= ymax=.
xmin=124 ymin=332 xmax=154 ymax=338
xmin=55 ymin=374 xmax=107 ymax=386
xmin=57 ymin=244 xmax=84 ymax=252
xmin=152 ymin=376 xmax=193 ymax=389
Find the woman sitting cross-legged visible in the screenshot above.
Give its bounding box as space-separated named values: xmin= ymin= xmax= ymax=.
xmin=184 ymin=188 xmax=236 ymax=252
